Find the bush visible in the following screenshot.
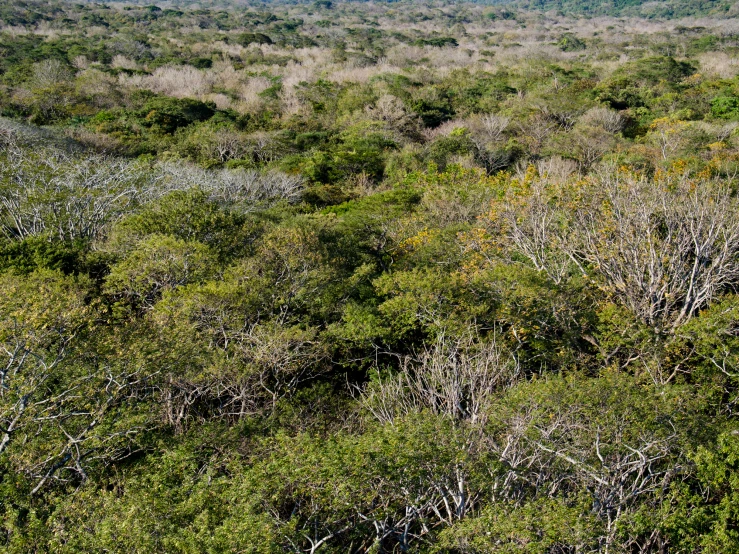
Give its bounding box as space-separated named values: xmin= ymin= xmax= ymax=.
xmin=234 ymin=33 xmax=273 ymax=47
xmin=138 ymin=97 xmax=216 ymax=134
xmin=711 ymin=96 xmax=739 ymax=119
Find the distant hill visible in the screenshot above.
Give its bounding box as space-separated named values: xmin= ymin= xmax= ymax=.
xmin=504 ymin=0 xmax=737 ymax=18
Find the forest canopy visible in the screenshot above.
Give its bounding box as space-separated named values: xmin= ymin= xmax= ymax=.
xmin=1 ymin=0 xmax=739 ymax=552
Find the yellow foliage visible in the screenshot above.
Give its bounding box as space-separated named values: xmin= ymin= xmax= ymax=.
xmin=398 ymin=227 xmax=437 ymax=253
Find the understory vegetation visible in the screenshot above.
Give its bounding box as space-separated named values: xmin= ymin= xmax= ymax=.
xmin=2 ymin=0 xmax=739 ymax=552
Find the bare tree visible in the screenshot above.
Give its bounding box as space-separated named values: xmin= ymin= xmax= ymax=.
xmin=157 ymin=163 xmax=304 ymax=207
xmin=580 ymin=107 xmax=625 ymax=134
xmin=574 ymin=169 xmax=739 ymax=332
xmin=475 ymin=113 xmax=510 ymax=143
xmin=212 ymin=131 xmax=249 ymax=162
xmin=465 ymin=114 xmax=512 ymax=174
xmin=245 ymin=131 xmax=281 ymax=164
xmin=350 ymin=334 xmax=521 ymax=549
xmin=31 ymin=59 xmax=73 ymax=88
xmin=366 ymin=94 xmax=422 ymax=139
xmin=495 ymin=167 xmax=739 ymax=332
xmin=0 ymin=147 xmax=155 ymax=241
xmin=496 ymin=176 xmax=583 ymax=285
xmin=517 ymin=113 xmax=557 ymax=156
xmin=535 ymin=156 xmax=579 ymax=183
xmin=0 ymin=144 xmax=304 ymax=243
xmin=570 ymin=124 xmax=619 ymax=169
xmin=360 ymin=333 xmax=519 ymax=426
xmin=715 ymin=121 xmax=739 ymax=143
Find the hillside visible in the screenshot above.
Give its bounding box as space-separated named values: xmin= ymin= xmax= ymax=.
xmin=1 ymin=0 xmax=739 ymax=552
